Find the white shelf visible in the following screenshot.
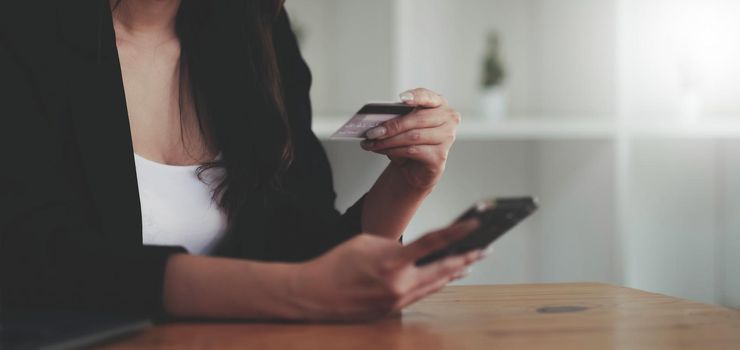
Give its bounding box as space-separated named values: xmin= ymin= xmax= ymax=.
xmin=313 ymin=116 xmax=740 ymax=141
xmin=313 ymin=117 xmax=618 ymax=141
xmin=453 ymin=119 xmax=617 ymax=140
xmin=624 ymin=120 xmax=740 ymax=139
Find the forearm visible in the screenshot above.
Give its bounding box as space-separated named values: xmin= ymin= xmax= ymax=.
xmin=162 ymin=254 xmax=307 ymax=320
xmin=361 ymin=164 xmax=431 ymax=240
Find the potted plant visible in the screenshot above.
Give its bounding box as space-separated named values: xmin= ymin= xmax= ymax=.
xmin=480 ymin=31 xmax=507 ymax=121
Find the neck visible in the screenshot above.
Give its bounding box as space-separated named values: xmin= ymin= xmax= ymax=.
xmin=111 ymin=0 xmax=181 ymax=44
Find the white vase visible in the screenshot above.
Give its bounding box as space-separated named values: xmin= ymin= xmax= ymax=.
xmin=480 ymin=86 xmax=507 ymax=121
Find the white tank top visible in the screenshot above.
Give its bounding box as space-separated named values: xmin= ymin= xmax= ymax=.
xmin=134 ymin=153 xmax=228 ymax=255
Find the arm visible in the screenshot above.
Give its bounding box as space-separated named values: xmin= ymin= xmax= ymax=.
xmin=162 ymin=255 xmax=304 ymax=319
xmin=162 ymin=221 xmax=484 ymax=321
xmin=276 ymin=9 xmax=459 ymax=242
xmin=361 ymin=165 xmax=432 ymax=239
xmin=0 ymin=40 xmax=185 ymax=315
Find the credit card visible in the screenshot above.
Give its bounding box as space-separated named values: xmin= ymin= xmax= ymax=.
xmin=331 ymin=102 xmax=415 ymax=139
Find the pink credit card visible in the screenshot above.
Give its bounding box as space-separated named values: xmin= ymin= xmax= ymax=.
xmin=331 ymin=102 xmax=415 ymax=139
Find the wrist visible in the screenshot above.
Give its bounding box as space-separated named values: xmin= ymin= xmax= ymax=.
xmin=284 ymin=260 xmax=326 ymax=321
xmin=238 ymin=261 xmax=322 ymax=321
xmin=386 ymin=162 xmax=436 ymax=196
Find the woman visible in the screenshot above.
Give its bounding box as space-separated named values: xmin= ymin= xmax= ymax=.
xmin=0 ymin=0 xmax=483 ymax=321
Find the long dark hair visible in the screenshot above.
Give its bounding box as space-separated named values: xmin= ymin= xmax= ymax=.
xmin=113 ymin=0 xmax=293 ymax=220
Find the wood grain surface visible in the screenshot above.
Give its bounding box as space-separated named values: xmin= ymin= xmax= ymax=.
xmin=98 ymin=283 xmax=740 ymax=350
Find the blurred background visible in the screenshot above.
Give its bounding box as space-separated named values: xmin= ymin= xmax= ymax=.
xmin=284 ymin=0 xmax=740 ymax=308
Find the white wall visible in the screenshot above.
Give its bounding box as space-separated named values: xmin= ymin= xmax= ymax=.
xmin=396 ymin=0 xmax=617 ymax=118
xmin=413 ymin=141 xmax=538 ymax=285
xmin=721 ymin=141 xmax=740 ymax=308
xmin=322 ymin=140 xmax=540 ymax=285
xmin=396 ymin=0 xmax=535 ymax=116
xmin=285 ymin=0 xmax=397 ymax=115
xmin=623 ymin=140 xmax=720 ymax=304
xmin=621 ymin=0 xmax=740 ymax=119
xmin=530 ymin=0 xmax=617 ymax=117
xmin=533 ymin=141 xmax=616 ymax=283
xmin=322 ymin=139 xmax=618 ymax=286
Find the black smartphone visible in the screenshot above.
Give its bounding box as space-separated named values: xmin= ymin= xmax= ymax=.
xmin=415 ymin=197 xmax=539 ymax=266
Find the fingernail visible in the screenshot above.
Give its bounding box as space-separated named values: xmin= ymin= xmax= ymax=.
xmin=400 ymin=91 xmax=415 ymax=103
xmin=366 ymin=126 xmax=387 ymax=140
xmin=482 ymin=247 xmax=493 ymax=257
xmin=465 ymin=250 xmax=486 ymax=262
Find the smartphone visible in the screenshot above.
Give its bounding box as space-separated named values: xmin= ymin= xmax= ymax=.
xmin=331 ymin=102 xmax=415 ymax=139
xmin=415 ymin=197 xmax=539 ymax=266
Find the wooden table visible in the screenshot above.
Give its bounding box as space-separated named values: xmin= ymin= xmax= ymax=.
xmin=99 ymin=283 xmax=740 ymax=350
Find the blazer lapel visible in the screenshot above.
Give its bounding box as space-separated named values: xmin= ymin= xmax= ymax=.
xmin=58 ymin=0 xmax=143 ymax=250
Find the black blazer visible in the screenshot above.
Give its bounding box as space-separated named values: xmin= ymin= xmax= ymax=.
xmin=0 ymin=1 xmax=364 ymax=317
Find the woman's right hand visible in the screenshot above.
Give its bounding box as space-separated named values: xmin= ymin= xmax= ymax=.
xmin=293 ymin=219 xmax=485 ymax=322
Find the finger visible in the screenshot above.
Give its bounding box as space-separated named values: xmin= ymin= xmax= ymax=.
xmin=401 ymin=219 xmax=479 ymax=262
xmin=365 ymin=109 xmax=451 ymax=140
xmin=399 ymin=88 xmax=447 ymax=108
xmin=394 ymin=271 xmax=457 ymax=311
xmin=396 ymin=257 xmax=479 ymax=311
xmin=415 ymin=249 xmax=483 ymax=285
xmin=452 ymin=267 xmax=472 ymax=281
xmin=362 ymin=127 xmax=453 ymax=152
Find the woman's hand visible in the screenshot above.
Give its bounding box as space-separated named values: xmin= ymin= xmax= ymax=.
xmin=361 ymin=88 xmax=461 ymax=192
xmin=293 ymin=219 xmax=485 ymax=322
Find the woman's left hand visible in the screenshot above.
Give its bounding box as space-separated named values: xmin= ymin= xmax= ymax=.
xmin=361 ymin=88 xmax=461 ymax=192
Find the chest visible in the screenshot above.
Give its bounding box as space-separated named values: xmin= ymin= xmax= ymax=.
xmin=116 ymin=40 xmax=212 ymax=165
xmin=134 ymin=154 xmax=228 ymax=255
xmin=116 ymin=40 xmax=181 ymax=113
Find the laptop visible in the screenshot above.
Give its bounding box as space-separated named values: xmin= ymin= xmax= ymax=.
xmin=0 ymin=310 xmax=151 ymax=350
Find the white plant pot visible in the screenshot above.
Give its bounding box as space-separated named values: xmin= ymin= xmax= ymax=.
xmin=480 ymin=86 xmax=507 ymax=121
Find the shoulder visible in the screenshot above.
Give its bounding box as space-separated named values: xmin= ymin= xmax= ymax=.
xmin=0 ymin=2 xmax=53 ymax=95
xmin=0 ymin=1 xmax=58 ymax=49
xmin=274 ymin=9 xmax=311 ymax=86
xmin=2 ymin=1 xmax=101 ymax=63
xmin=1 ymin=1 xmax=101 ymax=99
xmin=1 ymin=2 xmax=67 ymax=86
xmin=273 ymin=9 xmax=314 ymax=129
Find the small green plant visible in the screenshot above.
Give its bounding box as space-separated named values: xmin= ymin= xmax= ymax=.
xmin=481 ymin=32 xmax=505 ymax=88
